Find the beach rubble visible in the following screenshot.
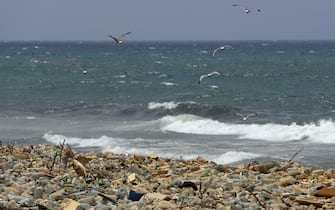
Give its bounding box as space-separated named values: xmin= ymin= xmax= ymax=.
xmin=1 ymin=143 xmax=335 ymax=209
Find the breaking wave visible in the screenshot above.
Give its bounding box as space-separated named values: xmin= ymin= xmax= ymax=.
xmin=42 ymin=133 xmax=261 ymax=164
xmin=159 ymin=114 xmax=335 ymax=143
xmin=148 ymin=101 xmax=182 ymax=110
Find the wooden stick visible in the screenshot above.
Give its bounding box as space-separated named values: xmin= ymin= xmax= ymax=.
xmin=58 ymin=139 xmax=66 ymax=160
xmin=199 ymin=178 xmax=203 ymax=199
xmin=280 ymin=196 xmax=292 ymax=208
xmin=288 ymin=147 xmax=304 ymax=162
xmin=49 ymin=151 xmax=58 ymax=172
xmin=245 ymin=188 xmax=267 ymax=210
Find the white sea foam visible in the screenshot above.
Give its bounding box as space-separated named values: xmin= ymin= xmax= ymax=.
xmin=160 ymin=114 xmax=335 ymax=143
xmin=26 ymin=116 xmax=37 ymax=120
xmin=43 ymin=133 xmax=114 ymax=147
xmin=209 ymin=85 xmax=219 ymax=89
xmin=44 ymin=133 xmax=166 ymax=156
xmin=160 ymin=82 xmax=177 ymax=86
xmin=43 ymin=133 xmax=259 ymax=164
xmin=148 ymin=102 xmax=179 ymax=110
xmin=212 ymin=151 xmax=261 ymax=165
xmin=148 ymin=101 xmax=196 ymax=110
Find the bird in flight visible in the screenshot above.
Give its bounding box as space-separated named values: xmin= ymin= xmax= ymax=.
xmin=198 ymin=71 xmax=223 ymax=84
xmin=236 ymin=113 xmax=256 ymax=121
xmin=76 ymin=64 xmax=96 ymax=75
xmin=108 ymin=32 xmax=132 ymax=44
xmin=212 ymin=45 xmax=233 ymax=56
xmin=232 ymin=4 xmax=261 ymax=13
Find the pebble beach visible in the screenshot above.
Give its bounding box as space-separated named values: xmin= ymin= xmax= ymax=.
xmin=1 ymin=143 xmax=335 ymax=210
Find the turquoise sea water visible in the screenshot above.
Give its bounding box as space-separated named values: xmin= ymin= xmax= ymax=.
xmin=1 ymin=40 xmax=335 ymax=168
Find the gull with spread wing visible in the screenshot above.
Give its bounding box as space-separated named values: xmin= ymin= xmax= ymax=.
xmin=212 ymin=45 xmax=233 ymax=56
xmin=198 ymin=71 xmax=223 ymax=84
xmin=232 ymin=4 xmax=261 ymax=13
xmin=108 ymin=32 xmax=132 ymax=44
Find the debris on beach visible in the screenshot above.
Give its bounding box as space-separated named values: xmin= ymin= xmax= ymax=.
xmin=1 ymin=143 xmax=335 ymax=209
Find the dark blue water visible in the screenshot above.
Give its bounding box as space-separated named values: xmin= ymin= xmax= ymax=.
xmin=1 ymin=41 xmax=335 ymax=168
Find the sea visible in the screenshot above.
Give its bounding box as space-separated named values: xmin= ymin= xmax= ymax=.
xmin=1 ymin=40 xmax=335 ymax=169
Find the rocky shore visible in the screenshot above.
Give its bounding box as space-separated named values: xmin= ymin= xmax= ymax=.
xmin=1 ymin=143 xmax=335 ymax=209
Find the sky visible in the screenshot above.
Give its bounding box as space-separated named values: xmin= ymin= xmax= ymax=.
xmin=1 ymin=0 xmax=335 ymax=41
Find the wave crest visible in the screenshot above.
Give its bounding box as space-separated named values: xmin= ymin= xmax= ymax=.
xmin=148 ymin=101 xmax=182 ymax=110
xmin=160 ymin=114 xmax=335 ymax=143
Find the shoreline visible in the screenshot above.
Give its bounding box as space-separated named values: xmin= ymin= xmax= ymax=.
xmin=1 ymin=144 xmax=335 ymax=209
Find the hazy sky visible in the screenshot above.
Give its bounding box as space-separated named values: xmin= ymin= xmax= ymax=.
xmin=1 ymin=0 xmax=335 ymax=41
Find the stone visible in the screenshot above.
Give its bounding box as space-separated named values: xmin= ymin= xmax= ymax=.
xmin=128 ymin=173 xmax=143 ymax=184
xmin=291 ymin=185 xmax=309 ymax=194
xmin=141 ymin=192 xmax=170 ymax=203
xmin=59 ymin=198 xmax=80 ymax=210
xmin=294 ymin=197 xmax=323 ymax=208
xmin=33 ymin=187 xmax=44 ymax=200
xmin=4 ymin=187 xmax=22 ymax=195
xmin=77 ymin=203 xmax=91 ymax=210
xmin=249 ymin=163 xmax=278 ymax=173
xmin=97 ymin=192 xmax=117 ymax=204
xmin=311 ymin=169 xmax=324 ymax=176
xmin=34 ymin=198 xmax=49 ymax=208
xmin=195 ymin=156 xmax=207 ymax=165
xmin=154 ymin=200 xmax=176 ymax=209
xmin=149 ymin=154 xmax=159 ymax=160
xmin=78 ymin=195 xmax=96 ymax=205
xmin=279 ymin=176 xmax=296 ymax=187
xmin=49 ymin=189 xmax=65 ymax=201
xmin=326 ymin=168 xmax=335 ymax=178
xmin=315 ymin=187 xmax=335 ymax=198
xmin=6 ymin=199 xmax=20 ymax=209
xmin=287 ymin=168 xmax=301 ymax=177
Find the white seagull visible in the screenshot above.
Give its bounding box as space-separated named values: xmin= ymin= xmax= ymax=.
xmin=77 ymin=64 xmax=96 ymax=75
xmin=198 ymin=71 xmax=223 ymax=84
xmin=236 ymin=113 xmax=256 ymax=121
xmin=232 ymin=4 xmax=261 ymax=13
xmin=212 ymin=45 xmax=233 ymax=56
xmin=108 ymin=32 xmax=132 ymax=44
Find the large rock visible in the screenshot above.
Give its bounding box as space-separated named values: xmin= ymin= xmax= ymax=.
xmin=315 ymin=188 xmax=335 ymax=198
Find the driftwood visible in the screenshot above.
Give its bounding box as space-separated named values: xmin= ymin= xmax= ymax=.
xmin=288 ymin=147 xmax=304 ymax=162
xmin=245 ymin=187 xmax=267 ymax=210
xmin=97 ymin=192 xmax=117 ymax=204
xmin=49 ymin=151 xmax=59 ymax=173
xmin=72 ymin=159 xmax=87 ymax=178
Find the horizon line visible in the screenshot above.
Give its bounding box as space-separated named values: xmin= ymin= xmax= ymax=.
xmin=2 ymin=39 xmax=335 ymax=42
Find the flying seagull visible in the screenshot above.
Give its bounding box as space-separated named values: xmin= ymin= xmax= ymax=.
xmin=108 ymin=32 xmax=132 ymax=44
xmin=77 ymin=64 xmax=96 ymax=75
xmin=212 ymin=45 xmax=233 ymax=56
xmin=236 ymin=113 xmax=256 ymax=121
xmin=232 ymin=4 xmax=261 ymax=13
xmin=198 ymin=71 xmax=223 ymax=84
